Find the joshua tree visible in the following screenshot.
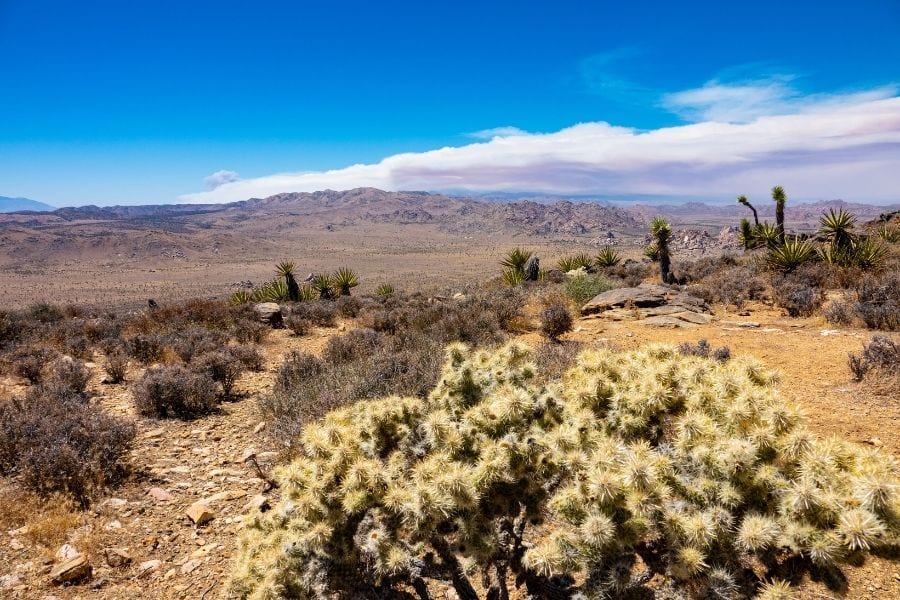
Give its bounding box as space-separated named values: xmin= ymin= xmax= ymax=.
xmin=275 ymin=261 xmax=300 ymax=302
xmin=737 ymin=195 xmax=759 ymax=226
xmin=772 ymin=185 xmax=787 ymax=242
xmin=650 ymin=216 xmax=674 ymax=283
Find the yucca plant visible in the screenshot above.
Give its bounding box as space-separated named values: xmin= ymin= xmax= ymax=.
xmin=644 ymin=242 xmax=659 ymax=261
xmin=739 ymin=217 xmax=756 ymax=250
xmin=876 ymin=223 xmax=900 ymax=243
xmin=275 ymin=261 xmax=300 ymax=301
xmin=851 ymin=237 xmax=887 ymax=271
xmin=766 ymin=238 xmax=815 ymax=273
xmin=556 ymin=252 xmax=593 ymax=273
xmin=332 ymin=267 xmax=359 ymax=296
xmin=311 ymin=274 xmax=334 ymax=300
xmin=502 ymin=269 xmax=525 ymax=287
xmin=229 ymin=290 xmax=252 ymax=305
xmin=595 ymin=246 xmax=622 ymax=268
xmin=650 ymin=216 xmax=673 ymax=283
xmin=298 ymin=284 xmax=317 ymax=301
xmin=737 ymin=194 xmax=759 ymax=226
xmin=755 ymin=221 xmax=781 ymax=249
xmin=772 ymin=185 xmax=787 ymax=242
xmin=819 ymin=209 xmax=857 ymax=251
xmin=259 ymin=279 xmax=290 ymax=302
xmin=500 ymin=247 xmax=532 ymax=275
xmin=375 ymin=283 xmax=395 ymax=297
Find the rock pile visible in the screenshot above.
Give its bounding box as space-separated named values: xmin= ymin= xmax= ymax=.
xmin=581 ymin=283 xmax=712 ymax=327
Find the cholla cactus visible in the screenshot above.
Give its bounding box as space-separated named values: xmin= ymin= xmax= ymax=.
xmin=231 ymin=343 xmax=900 ymax=599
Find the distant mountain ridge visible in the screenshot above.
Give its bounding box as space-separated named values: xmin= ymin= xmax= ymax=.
xmin=0 ymin=196 xmax=55 ymax=212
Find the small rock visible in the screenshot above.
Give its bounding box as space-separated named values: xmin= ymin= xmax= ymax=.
xmin=104 ymin=520 xmax=123 ymax=530
xmin=239 ymin=448 xmax=257 ymax=463
xmin=0 ymin=574 xmax=22 ymax=589
xmin=147 ymin=487 xmax=173 ymax=502
xmin=253 ymin=421 xmax=266 ymax=434
xmin=50 ymin=554 xmax=91 ymax=584
xmin=180 ymin=559 xmax=202 ymax=575
xmin=100 ymin=498 xmax=128 ymax=509
xmin=144 ymin=427 xmax=165 ymax=438
xmin=244 ymin=494 xmax=270 ymax=512
xmin=185 ymin=502 xmax=215 ymax=526
xmin=104 ymin=548 xmax=132 ymax=568
xmin=820 ymin=329 xmax=842 ymax=336
xmin=10 ymin=539 xmax=24 ymax=551
xmin=56 ymin=544 xmax=80 ymax=561
xmin=136 ymin=559 xmax=161 ymax=578
xmin=867 ymin=437 xmax=883 ymax=447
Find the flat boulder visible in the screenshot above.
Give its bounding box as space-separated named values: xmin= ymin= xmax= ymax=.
xmin=581 ymin=284 xmax=688 ymax=315
xmin=253 ymin=303 xmax=283 ymax=328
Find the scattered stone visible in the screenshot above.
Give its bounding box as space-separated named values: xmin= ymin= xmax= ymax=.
xmin=244 ymin=494 xmax=270 ymax=512
xmin=104 ymin=520 xmax=122 ymax=530
xmin=185 ymin=502 xmax=215 ymax=526
xmin=104 ymin=548 xmax=132 ymax=568
xmin=136 ymin=559 xmax=161 ymax=578
xmin=100 ymin=498 xmax=128 ymax=509
xmin=205 ymin=489 xmax=247 ymax=504
xmin=147 ymin=487 xmax=173 ymax=502
xmin=253 ymin=302 xmax=283 ymax=328
xmin=50 ymin=554 xmax=91 ymax=584
xmin=56 ymin=544 xmax=80 ymax=562
xmin=867 ymin=437 xmax=883 ymax=447
xmin=144 ymin=427 xmax=165 ymax=438
xmin=720 ymin=321 xmax=760 ymax=328
xmin=239 ymin=448 xmax=257 ymax=463
xmin=253 ymin=421 xmax=266 ymax=434
xmin=820 ymin=329 xmax=842 ymax=336
xmin=0 ymin=574 xmax=22 ymax=589
xmin=10 ymin=539 xmax=24 ymax=551
xmin=180 ymin=559 xmax=202 ymax=575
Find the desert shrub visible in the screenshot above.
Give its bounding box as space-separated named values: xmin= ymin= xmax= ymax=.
xmin=824 ymin=299 xmax=856 ymax=326
xmin=856 ymin=271 xmax=900 ymax=330
xmin=531 ymin=340 xmax=583 ymax=383
xmin=678 ymin=254 xmax=740 ymax=282
xmin=26 ymin=302 xmax=64 ymax=323
xmin=692 ymin=265 xmax=767 ymax=308
xmin=233 ymin=343 xmax=900 ymax=599
xmin=602 ymin=259 xmax=652 ymax=287
xmin=103 ymin=350 xmax=128 ymax=383
xmin=322 ymin=328 xmax=385 ymax=365
xmin=229 ymin=345 xmax=265 ymax=372
xmin=9 ymin=345 xmax=55 ymax=383
xmin=0 ymin=388 xmax=134 ymax=504
xmin=539 ymin=303 xmax=573 ymax=342
xmin=848 ymin=335 xmax=900 ymax=381
xmin=262 ymin=333 xmax=443 ymax=447
xmin=285 ymin=315 xmax=311 ymax=337
xmin=132 ymin=365 xmax=219 ymax=418
xmin=291 ymin=301 xmax=337 ymax=328
xmin=273 ymin=351 xmax=324 ymax=395
xmin=193 ymin=351 xmax=245 ymax=398
xmin=232 ymin=318 xmax=269 ymax=344
xmin=82 ymin=316 xmax=122 ymax=344
xmin=565 ymin=272 xmax=615 ymax=304
xmin=124 ymin=334 xmax=166 ymax=364
xmin=335 ymin=295 xmax=362 ymax=318
xmin=773 ymin=280 xmax=824 ymax=317
xmin=677 ymin=339 xmax=731 ymax=362
xmin=38 ymin=357 xmax=91 ymax=400
xmin=170 ymin=327 xmax=227 ymax=363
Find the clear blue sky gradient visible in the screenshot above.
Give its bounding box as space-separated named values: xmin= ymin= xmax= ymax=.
xmin=1 ymin=0 xmax=899 ymax=205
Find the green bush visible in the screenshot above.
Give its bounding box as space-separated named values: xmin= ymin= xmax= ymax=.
xmin=565 ymin=272 xmax=615 ymax=304
xmin=232 ymin=344 xmax=900 ymax=599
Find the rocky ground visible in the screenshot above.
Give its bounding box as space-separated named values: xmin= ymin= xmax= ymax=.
xmin=1 ymin=301 xmax=899 ymax=599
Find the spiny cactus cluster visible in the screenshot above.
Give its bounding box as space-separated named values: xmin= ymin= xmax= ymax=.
xmin=231 ymin=344 xmax=899 ymax=599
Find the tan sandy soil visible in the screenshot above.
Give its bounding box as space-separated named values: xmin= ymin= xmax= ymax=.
xmin=1 ymin=305 xmax=898 ymax=599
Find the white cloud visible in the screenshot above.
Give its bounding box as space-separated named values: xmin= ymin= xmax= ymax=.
xmin=662 ymin=76 xmax=897 ymax=123
xmin=180 ymin=92 xmax=900 ymax=204
xmin=467 ymin=126 xmax=530 ymax=139
xmin=203 ymin=169 xmax=240 ymax=189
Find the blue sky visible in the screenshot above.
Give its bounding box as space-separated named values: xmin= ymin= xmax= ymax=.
xmin=1 ymin=1 xmax=899 ymax=206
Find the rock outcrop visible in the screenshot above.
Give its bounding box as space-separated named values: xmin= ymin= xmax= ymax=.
xmin=581 ymin=283 xmax=712 ymax=327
